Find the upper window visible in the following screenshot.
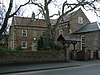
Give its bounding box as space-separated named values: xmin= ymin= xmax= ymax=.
xmin=22 ymin=30 xmax=27 ymax=37
xmin=78 ymin=16 xmax=83 ymax=24
xmin=33 ymin=31 xmax=37 ymax=37
xmin=59 ymin=30 xmax=63 ymax=35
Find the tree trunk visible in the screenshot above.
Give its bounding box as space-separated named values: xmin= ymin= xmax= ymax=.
xmin=44 ymin=0 xmax=52 ymax=41
xmin=0 ymin=0 xmax=13 ymax=39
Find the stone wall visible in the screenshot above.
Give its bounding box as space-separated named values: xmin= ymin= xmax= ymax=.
xmin=0 ymin=50 xmax=69 ymax=65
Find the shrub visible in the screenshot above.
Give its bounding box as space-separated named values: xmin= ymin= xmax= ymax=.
xmin=0 ymin=47 xmax=9 ymax=52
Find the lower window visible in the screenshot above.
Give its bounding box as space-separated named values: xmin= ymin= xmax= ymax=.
xmin=21 ymin=41 xmax=27 ymax=49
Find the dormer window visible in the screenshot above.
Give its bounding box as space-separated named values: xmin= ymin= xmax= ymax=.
xmin=78 ymin=16 xmax=83 ymax=24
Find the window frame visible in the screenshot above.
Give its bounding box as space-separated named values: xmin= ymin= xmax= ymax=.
xmin=21 ymin=30 xmax=27 ymax=37
xmin=59 ymin=29 xmax=63 ymax=35
xmin=78 ymin=16 xmax=83 ymax=24
xmin=21 ymin=41 xmax=27 ymax=49
xmin=81 ymin=35 xmax=85 ymax=50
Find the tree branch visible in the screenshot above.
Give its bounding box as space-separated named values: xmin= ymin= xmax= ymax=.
xmin=53 ymin=0 xmax=88 ymax=31
xmin=50 ymin=14 xmax=59 ymax=18
xmin=53 ymin=5 xmax=79 ymax=32
xmin=8 ymin=0 xmax=31 ymax=18
xmin=0 ymin=0 xmax=13 ymax=37
xmin=47 ymin=0 xmax=52 ymax=5
xmin=30 ymin=0 xmax=46 ymax=18
xmin=62 ymin=1 xmax=67 ymax=14
xmin=35 ymin=9 xmax=42 ymax=17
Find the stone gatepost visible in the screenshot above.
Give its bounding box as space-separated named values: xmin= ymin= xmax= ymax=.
xmin=90 ymin=51 xmax=94 ymax=59
xmin=66 ymin=49 xmax=70 ymax=61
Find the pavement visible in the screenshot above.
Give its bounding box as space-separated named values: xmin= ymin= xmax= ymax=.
xmin=0 ymin=59 xmax=100 ymax=74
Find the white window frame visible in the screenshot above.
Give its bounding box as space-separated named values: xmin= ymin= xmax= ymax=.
xmin=21 ymin=41 xmax=27 ymax=49
xmin=59 ymin=29 xmax=63 ymax=35
xmin=81 ymin=35 xmax=85 ymax=50
xmin=78 ymin=16 xmax=83 ymax=24
xmin=22 ymin=30 xmax=27 ymax=37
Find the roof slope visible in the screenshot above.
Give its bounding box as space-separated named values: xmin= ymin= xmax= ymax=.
xmin=73 ymin=22 xmax=100 ymax=34
xmin=11 ymin=16 xmax=47 ymax=27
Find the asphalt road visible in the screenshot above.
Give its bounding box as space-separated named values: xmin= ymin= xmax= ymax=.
xmin=6 ymin=64 xmax=100 ymax=75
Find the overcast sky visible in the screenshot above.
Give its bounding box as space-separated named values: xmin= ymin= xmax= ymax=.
xmin=1 ymin=0 xmax=100 ymax=22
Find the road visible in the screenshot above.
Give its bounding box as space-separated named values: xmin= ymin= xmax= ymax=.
xmin=6 ymin=64 xmax=100 ymax=75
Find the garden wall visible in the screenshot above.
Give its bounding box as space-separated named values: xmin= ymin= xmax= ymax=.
xmin=0 ymin=50 xmax=69 ymax=65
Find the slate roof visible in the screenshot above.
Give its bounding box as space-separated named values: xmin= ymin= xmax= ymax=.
xmin=73 ymin=22 xmax=100 ymax=34
xmin=57 ymin=35 xmax=81 ymax=44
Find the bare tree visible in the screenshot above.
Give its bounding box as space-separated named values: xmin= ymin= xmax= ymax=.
xmin=30 ymin=0 xmax=100 ymax=41
xmin=15 ymin=3 xmax=27 ymax=16
xmin=54 ymin=0 xmax=100 ymax=30
xmin=30 ymin=0 xmax=56 ymax=42
xmin=0 ymin=0 xmax=31 ymax=39
xmin=0 ymin=1 xmax=6 ymax=27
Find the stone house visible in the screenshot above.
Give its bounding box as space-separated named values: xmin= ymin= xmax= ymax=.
xmin=71 ymin=22 xmax=100 ymax=59
xmin=8 ymin=16 xmax=47 ymax=50
xmin=55 ymin=8 xmax=90 ymax=38
xmin=57 ymin=8 xmax=100 ymax=53
xmin=56 ymin=8 xmax=91 ymax=50
xmin=73 ymin=22 xmax=100 ymax=51
xmin=56 ymin=8 xmax=100 ymax=59
xmin=9 ymin=8 xmax=98 ymax=52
